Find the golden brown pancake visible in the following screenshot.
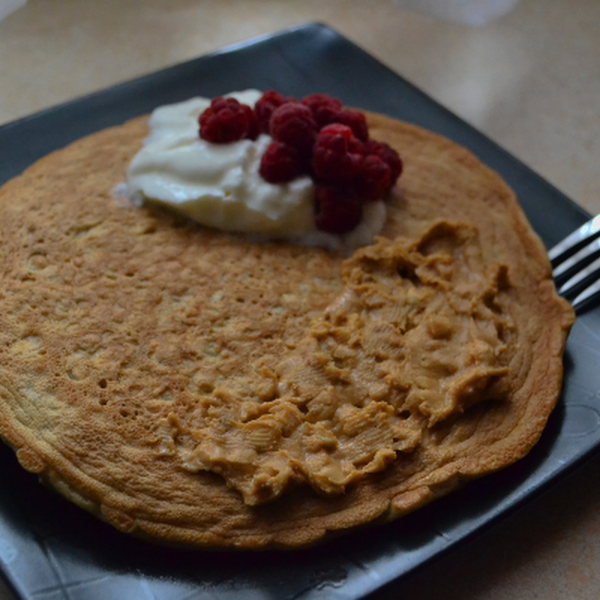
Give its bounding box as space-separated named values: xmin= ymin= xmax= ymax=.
xmin=0 ymin=110 xmax=574 ymax=548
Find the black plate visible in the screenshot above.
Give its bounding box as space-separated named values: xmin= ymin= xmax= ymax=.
xmin=0 ymin=23 xmax=598 ymax=600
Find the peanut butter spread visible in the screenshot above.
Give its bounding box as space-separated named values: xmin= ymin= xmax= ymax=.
xmin=0 ymin=111 xmax=574 ymax=548
xmin=161 ymin=222 xmax=510 ymax=505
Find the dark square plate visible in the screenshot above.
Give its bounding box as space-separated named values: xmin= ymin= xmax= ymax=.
xmin=0 ymin=23 xmax=598 ymax=600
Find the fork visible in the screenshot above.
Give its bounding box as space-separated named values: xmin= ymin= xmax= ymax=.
xmin=549 ymin=214 xmax=600 ymax=311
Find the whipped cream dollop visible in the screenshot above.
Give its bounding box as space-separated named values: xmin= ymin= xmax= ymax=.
xmin=125 ymin=90 xmax=386 ymax=253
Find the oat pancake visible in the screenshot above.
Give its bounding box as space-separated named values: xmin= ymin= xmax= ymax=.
xmin=0 ymin=110 xmax=574 ymax=548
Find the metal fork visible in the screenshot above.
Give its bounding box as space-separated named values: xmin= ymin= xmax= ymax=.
xmin=550 ymin=214 xmax=600 ymax=311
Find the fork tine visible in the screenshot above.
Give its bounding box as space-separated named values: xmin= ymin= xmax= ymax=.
xmin=559 ymin=255 xmax=600 ymax=296
xmin=549 ymin=214 xmax=600 ymax=265
xmin=552 ymin=238 xmax=600 ymax=281
xmin=571 ymin=278 xmax=600 ymax=311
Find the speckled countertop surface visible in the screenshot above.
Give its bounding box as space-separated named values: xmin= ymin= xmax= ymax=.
xmin=0 ymin=1 xmax=599 ymax=599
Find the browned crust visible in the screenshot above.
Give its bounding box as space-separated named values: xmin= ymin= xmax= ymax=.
xmin=0 ymin=111 xmax=574 ymax=548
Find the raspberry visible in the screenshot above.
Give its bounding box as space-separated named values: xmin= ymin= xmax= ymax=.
xmin=355 ymin=155 xmax=392 ymax=201
xmin=319 ymin=124 xmax=366 ymax=154
xmin=314 ymin=186 xmax=363 ymax=234
xmin=364 ymin=140 xmax=403 ymax=186
xmin=259 ymin=142 xmax=304 ymax=184
xmin=319 ymin=123 xmax=354 ymax=141
xmin=335 ymin=109 xmax=369 ymax=142
xmin=312 ymin=124 xmax=365 ymax=185
xmin=301 ymin=94 xmax=343 ymax=128
xmin=199 ymin=97 xmax=258 ymax=143
xmin=249 ymin=91 xmax=405 ymax=233
xmin=242 ymin=104 xmax=260 ymax=140
xmin=269 ymin=103 xmax=318 ymax=155
xmin=255 ymin=90 xmax=289 ymax=134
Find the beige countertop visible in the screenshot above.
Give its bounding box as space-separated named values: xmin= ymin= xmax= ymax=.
xmin=0 ymin=1 xmax=599 ymax=598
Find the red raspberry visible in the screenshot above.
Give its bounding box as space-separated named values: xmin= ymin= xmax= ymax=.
xmin=242 ymin=104 xmax=260 ymax=140
xmin=251 ymin=91 xmax=405 ymax=233
xmin=312 ymin=124 xmax=365 ymax=185
xmin=255 ymin=90 xmax=289 ymax=134
xmin=199 ymin=97 xmax=258 ymax=143
xmin=355 ymin=155 xmax=392 ymax=201
xmin=318 ymin=124 xmax=366 ymax=154
xmin=259 ymin=142 xmax=304 ymax=184
xmin=301 ymin=94 xmax=343 ymax=128
xmin=319 ymin=123 xmax=354 ymax=141
xmin=335 ymin=110 xmax=369 ymax=142
xmin=314 ymin=186 xmax=363 ymax=234
xmin=269 ymin=103 xmax=318 ymax=155
xmin=364 ymin=140 xmax=403 ymax=186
